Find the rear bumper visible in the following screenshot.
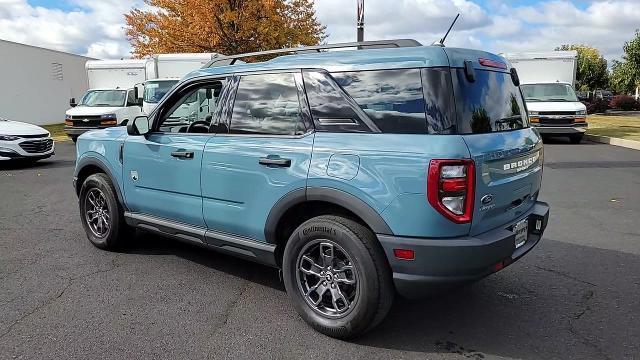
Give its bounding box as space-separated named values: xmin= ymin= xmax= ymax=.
xmin=534 ymin=123 xmax=587 ymax=135
xmin=378 ymin=201 xmax=549 ymax=299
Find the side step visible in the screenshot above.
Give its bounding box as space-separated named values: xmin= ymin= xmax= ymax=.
xmin=124 ymin=212 xmax=278 ymax=267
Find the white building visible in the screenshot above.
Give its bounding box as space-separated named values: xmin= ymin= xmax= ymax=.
xmin=0 ymin=39 xmax=95 ymax=125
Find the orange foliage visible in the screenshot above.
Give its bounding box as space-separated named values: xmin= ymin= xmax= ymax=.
xmin=125 ymin=0 xmax=326 ymax=58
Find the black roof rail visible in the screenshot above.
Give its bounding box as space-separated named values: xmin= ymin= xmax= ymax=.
xmin=204 ymin=39 xmax=422 ymax=68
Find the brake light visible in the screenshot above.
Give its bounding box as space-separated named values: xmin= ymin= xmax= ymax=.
xmin=427 ymin=159 xmax=475 ymax=223
xmin=478 ymin=58 xmax=507 ymax=69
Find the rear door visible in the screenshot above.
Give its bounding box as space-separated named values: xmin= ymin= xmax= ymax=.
xmin=201 ymin=71 xmax=314 ymax=241
xmin=450 ymin=65 xmax=543 ymax=236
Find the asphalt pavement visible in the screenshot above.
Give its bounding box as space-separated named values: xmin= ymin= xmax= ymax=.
xmin=1 ymin=139 xmax=638 ymax=359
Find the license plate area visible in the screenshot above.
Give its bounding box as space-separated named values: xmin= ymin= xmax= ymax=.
xmin=514 ymin=218 xmax=528 ymax=249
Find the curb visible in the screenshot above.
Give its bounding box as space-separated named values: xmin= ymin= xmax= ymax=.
xmin=584 ymin=134 xmax=640 ymax=150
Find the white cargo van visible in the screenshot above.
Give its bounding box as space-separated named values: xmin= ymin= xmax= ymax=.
xmin=64 ymin=59 xmax=148 ymax=141
xmin=503 ymin=51 xmax=587 ymax=143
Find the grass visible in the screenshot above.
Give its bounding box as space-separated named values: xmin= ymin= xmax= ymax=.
xmin=587 ymin=115 xmax=640 ymax=142
xmin=42 ymin=123 xmax=69 ymax=142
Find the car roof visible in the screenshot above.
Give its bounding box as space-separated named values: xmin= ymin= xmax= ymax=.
xmin=183 ymin=45 xmax=508 ymax=80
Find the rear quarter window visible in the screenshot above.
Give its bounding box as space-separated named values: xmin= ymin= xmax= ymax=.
xmin=332 ymin=69 xmax=428 ymax=134
xmin=452 ymin=69 xmax=528 ymax=134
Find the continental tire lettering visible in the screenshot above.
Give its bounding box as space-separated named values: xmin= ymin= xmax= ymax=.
xmin=302 ymin=226 xmax=337 ymax=237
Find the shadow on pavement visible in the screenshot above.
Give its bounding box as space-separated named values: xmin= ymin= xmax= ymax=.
xmin=125 ymin=231 xmax=284 ymax=292
xmin=120 ymin=230 xmax=640 ymax=359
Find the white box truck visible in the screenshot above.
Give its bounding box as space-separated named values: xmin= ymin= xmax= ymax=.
xmin=142 ymin=53 xmax=219 ymax=114
xmin=64 ymin=53 xmax=219 ymax=141
xmin=503 ymin=51 xmax=588 ymax=143
xmin=64 ymin=59 xmax=148 ymax=141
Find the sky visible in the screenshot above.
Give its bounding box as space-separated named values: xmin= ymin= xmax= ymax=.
xmin=0 ymin=0 xmax=638 ymax=62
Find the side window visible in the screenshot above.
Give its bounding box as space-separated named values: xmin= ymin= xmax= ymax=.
xmin=126 ymin=90 xmax=137 ymax=106
xmin=229 ymin=73 xmax=302 ymax=135
xmin=158 ymin=81 xmax=224 ymax=133
xmin=302 ymin=71 xmax=370 ymax=132
xmin=332 ymin=69 xmax=428 ymax=134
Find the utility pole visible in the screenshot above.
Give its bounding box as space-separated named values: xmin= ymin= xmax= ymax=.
xmin=357 ymin=0 xmax=364 ymax=42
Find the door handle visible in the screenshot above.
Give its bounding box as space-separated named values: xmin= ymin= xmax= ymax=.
xmin=171 ymin=151 xmax=194 ymax=159
xmin=259 ymin=157 xmax=291 ymax=167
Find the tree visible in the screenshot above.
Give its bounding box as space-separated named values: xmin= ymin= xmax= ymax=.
xmin=125 ymin=0 xmax=326 ymax=58
xmin=555 ymin=44 xmax=609 ymax=91
xmin=610 ymin=30 xmax=640 ymax=94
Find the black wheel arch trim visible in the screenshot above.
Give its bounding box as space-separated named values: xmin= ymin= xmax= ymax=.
xmin=74 ymin=156 xmax=127 ymax=209
xmin=264 ymin=187 xmax=393 ymax=244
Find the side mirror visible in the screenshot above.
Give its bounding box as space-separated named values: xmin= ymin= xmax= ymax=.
xmin=69 ymin=98 xmax=77 ymax=107
xmin=133 ymin=83 xmax=144 ymax=99
xmin=127 ymin=116 xmax=150 ymax=136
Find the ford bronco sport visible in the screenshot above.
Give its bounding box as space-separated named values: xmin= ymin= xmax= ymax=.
xmin=73 ymin=39 xmax=549 ymax=339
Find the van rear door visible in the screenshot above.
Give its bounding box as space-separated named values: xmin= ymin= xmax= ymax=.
xmin=450 ymin=65 xmax=544 ymax=236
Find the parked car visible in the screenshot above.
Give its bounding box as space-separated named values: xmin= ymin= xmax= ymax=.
xmin=593 ymin=89 xmax=614 ymax=103
xmin=0 ymin=117 xmax=54 ymax=162
xmin=73 ymin=39 xmax=549 ymax=338
xmin=575 ymin=91 xmax=590 ymax=102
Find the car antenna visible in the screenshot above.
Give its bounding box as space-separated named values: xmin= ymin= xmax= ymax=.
xmin=433 ymin=13 xmax=460 ymax=47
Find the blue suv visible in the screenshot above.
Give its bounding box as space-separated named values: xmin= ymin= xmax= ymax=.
xmin=73 ymin=39 xmax=549 ymax=338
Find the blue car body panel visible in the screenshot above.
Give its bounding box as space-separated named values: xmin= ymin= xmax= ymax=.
xmin=122 ymin=133 xmax=212 ymax=227
xmin=201 ymin=133 xmax=314 ymax=241
xmin=309 ymin=132 xmax=472 ymax=237
xmin=75 ymin=126 xmax=128 ymax=199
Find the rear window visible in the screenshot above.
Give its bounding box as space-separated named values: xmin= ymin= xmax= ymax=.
xmin=451 ymin=69 xmax=528 ymax=134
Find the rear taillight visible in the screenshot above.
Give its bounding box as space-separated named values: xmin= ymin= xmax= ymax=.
xmin=427 ymin=159 xmax=475 ymax=223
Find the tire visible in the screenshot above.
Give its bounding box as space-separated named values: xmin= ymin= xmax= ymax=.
xmin=569 ymin=134 xmax=583 ymax=144
xmin=282 ymin=215 xmax=394 ymax=339
xmin=78 ymin=173 xmax=132 ymax=250
xmin=70 ymin=135 xmax=78 ymax=143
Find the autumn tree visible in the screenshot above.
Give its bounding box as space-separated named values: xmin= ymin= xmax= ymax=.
xmin=555 ymin=44 xmax=608 ymax=91
xmin=125 ymin=0 xmax=326 ymax=58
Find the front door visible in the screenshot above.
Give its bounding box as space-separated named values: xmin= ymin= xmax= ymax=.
xmin=201 ymin=72 xmax=314 ymax=241
xmin=122 ymin=79 xmax=226 ymax=227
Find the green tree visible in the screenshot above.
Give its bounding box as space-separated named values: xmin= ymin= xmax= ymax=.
xmin=610 ymin=30 xmax=640 ymax=94
xmin=125 ymin=0 xmax=326 ymax=58
xmin=555 ymin=44 xmax=609 ymax=91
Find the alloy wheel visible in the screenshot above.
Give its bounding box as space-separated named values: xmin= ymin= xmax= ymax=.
xmin=296 ymin=239 xmax=359 ymax=318
xmin=84 ymin=188 xmax=111 ymax=238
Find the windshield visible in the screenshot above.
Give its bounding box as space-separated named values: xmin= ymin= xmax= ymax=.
xmin=80 ymin=90 xmax=126 ymax=107
xmin=521 ymin=83 xmax=578 ymax=102
xmin=144 ymin=80 xmax=178 ymax=104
